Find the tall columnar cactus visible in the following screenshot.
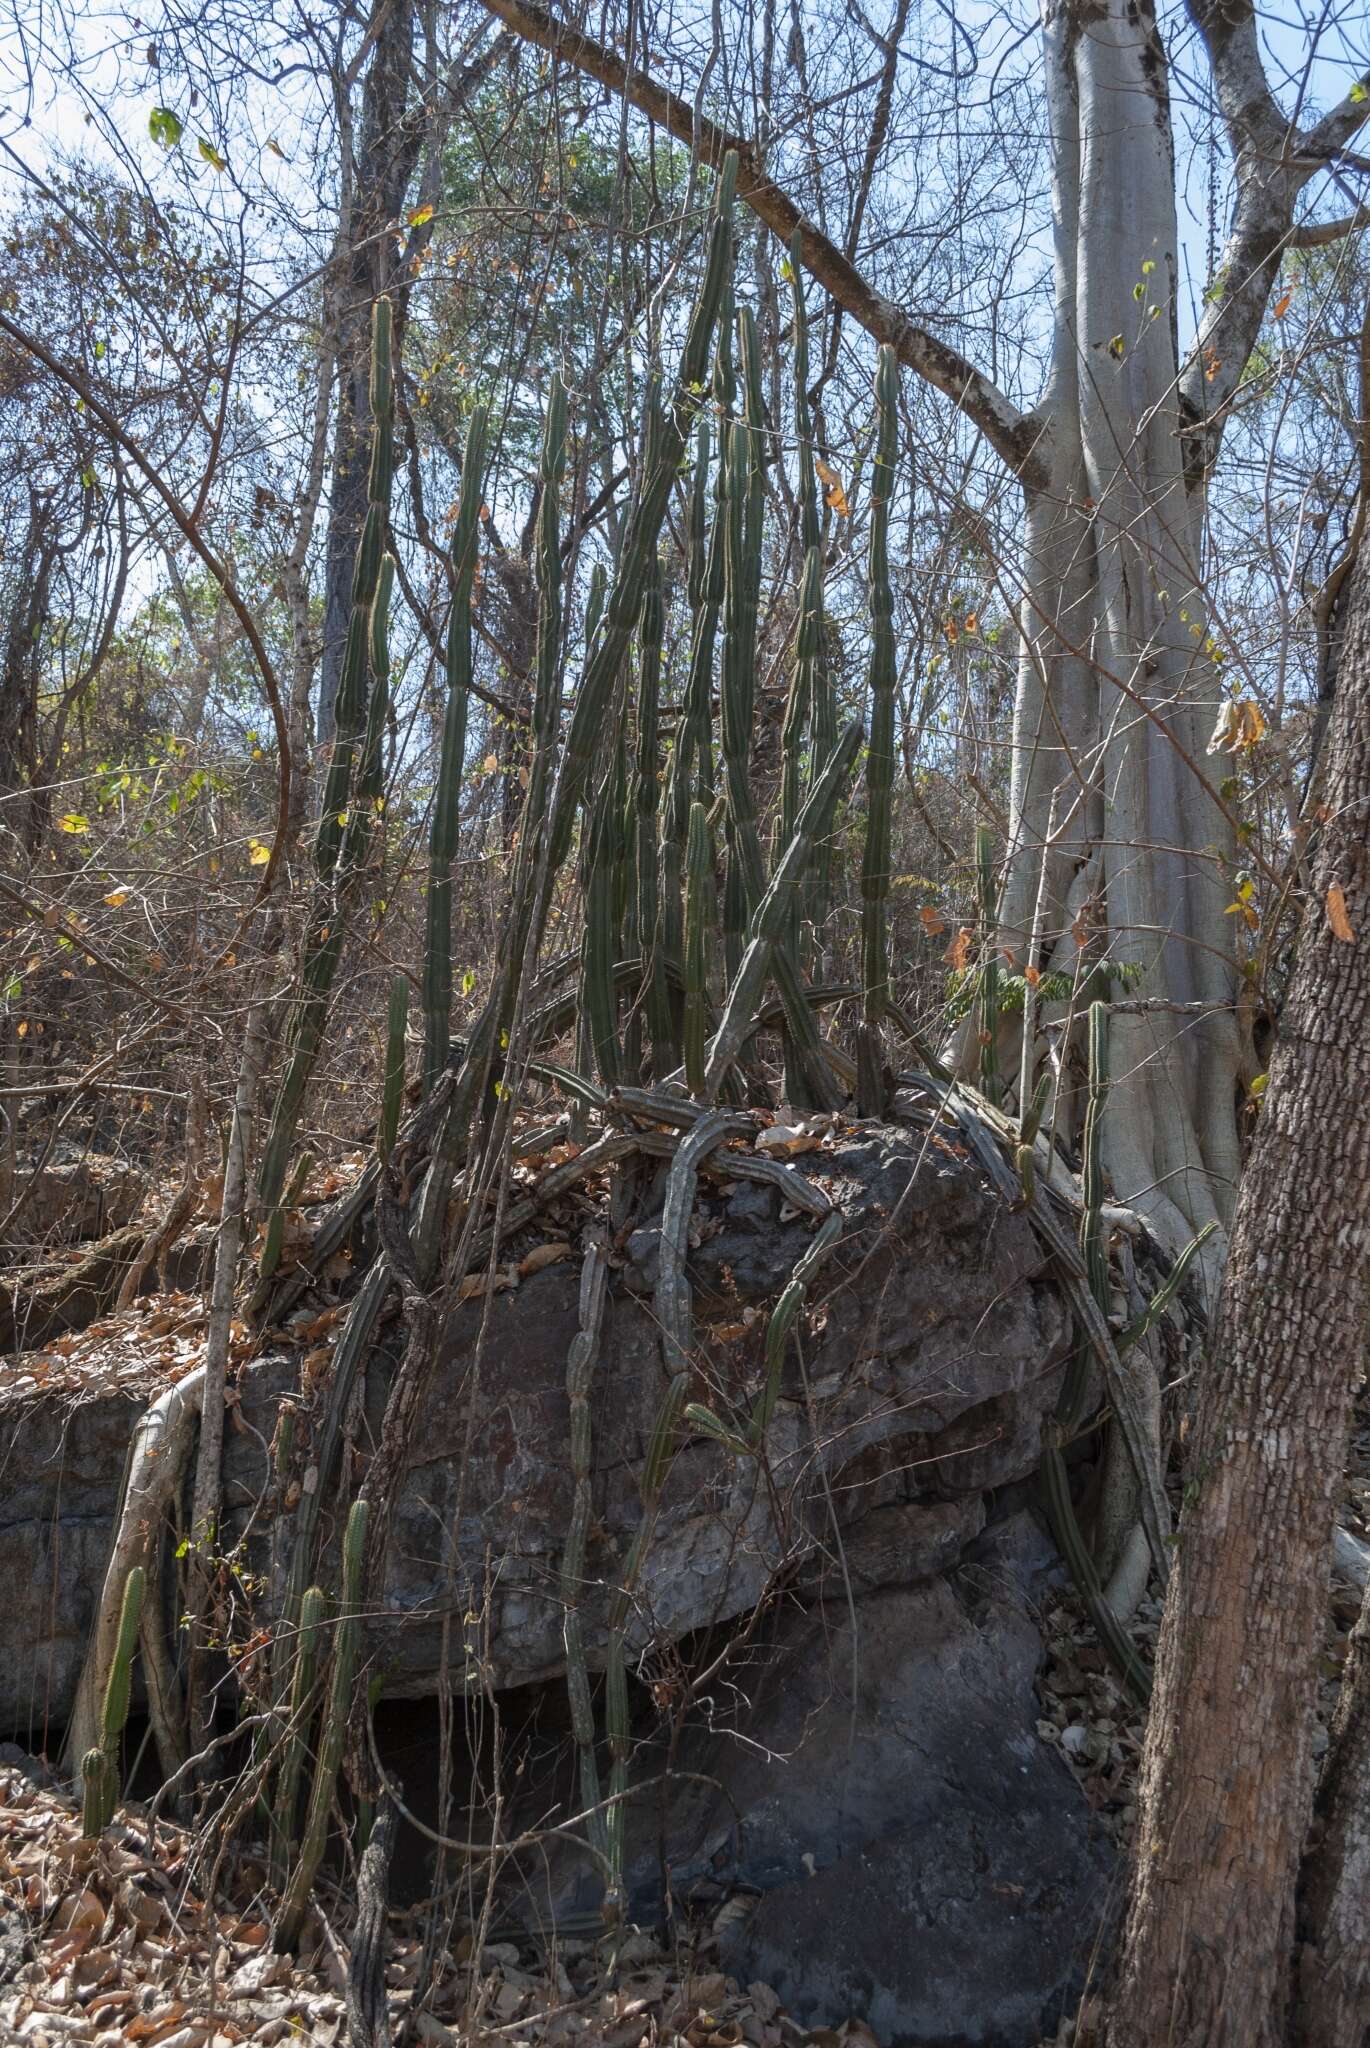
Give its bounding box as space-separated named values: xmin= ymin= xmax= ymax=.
xmin=256 ymin=297 xmax=398 ymax=1278
xmin=975 ymin=823 xmax=1001 ymax=1105
xmin=270 ymin=1583 xmax=326 ymax=1892
xmin=857 ymin=345 xmax=899 ymax=1116
xmin=377 ymin=975 xmax=409 ymax=1166
xmin=81 ymin=1563 xmax=144 ymax=1835
xmin=1080 ymin=1000 xmax=1110 ymax=1324
xmin=683 ymin=799 xmax=713 ymax=1096
xmin=660 ymin=373 xmax=729 ymax=1024
xmin=543 ymin=154 xmax=737 ymax=879
xmin=423 ymin=406 xmax=489 ymax=1098
xmin=706 ymin=719 xmax=863 ymax=1100
xmin=409 ymin=163 xmax=738 ymax=1274
xmin=583 ymin=756 xmax=624 ymax=1088
xmin=633 ymin=557 xmax=673 ymax=1079
xmin=276 ymin=1501 xmax=367 ymax=1947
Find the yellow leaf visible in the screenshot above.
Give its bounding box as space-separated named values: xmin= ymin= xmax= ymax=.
xmin=16 ymin=1019 xmax=28 ymax=1037
xmin=247 ymin=840 xmax=270 ymax=866
xmin=407 ymin=203 xmax=434 ymax=227
xmin=1326 ymin=884 xmax=1355 ymax=943
xmin=58 ymin=813 xmax=89 ymax=834
xmin=103 ymin=890 xmax=129 ymax=907
xmin=815 ymin=457 xmax=849 ymax=517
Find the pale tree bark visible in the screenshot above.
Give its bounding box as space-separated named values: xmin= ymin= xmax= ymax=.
xmin=1103 ymin=539 xmax=1370 ymax=2048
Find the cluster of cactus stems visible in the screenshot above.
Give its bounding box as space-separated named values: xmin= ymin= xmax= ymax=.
xmin=82 ymin=1565 xmax=144 ymax=1836
xmin=275 ymin=1499 xmax=367 ymax=1947
xmin=250 ymin=147 xmax=970 ymax=1925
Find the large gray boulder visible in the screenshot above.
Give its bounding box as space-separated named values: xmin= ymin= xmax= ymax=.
xmin=525 ymin=1513 xmax=1110 ymax=2048
xmin=0 ymin=1122 xmax=1072 ymax=1735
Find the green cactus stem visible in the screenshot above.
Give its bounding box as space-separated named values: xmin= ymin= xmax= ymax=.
xmin=705 ymin=720 xmax=863 ymax=1101
xmin=423 ymin=407 xmax=489 ymax=1098
xmin=276 ymin=1501 xmax=367 ymax=1947
xmin=378 ymin=975 xmax=409 ymax=1166
xmin=975 ymin=823 xmax=1002 ymax=1105
xmin=270 ymin=1584 xmax=326 ymax=1893
xmin=81 ymin=1563 xmax=144 ymax=1834
xmin=683 ymin=800 xmax=714 ymax=1097
xmin=857 ymin=345 xmax=899 ymax=1116
xmin=256 ymin=297 xmax=398 ymax=1278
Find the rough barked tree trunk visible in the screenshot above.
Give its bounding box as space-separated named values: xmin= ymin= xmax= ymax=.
xmin=318 ymin=0 xmax=421 ymax=745
xmin=1103 ymin=542 xmax=1370 ymax=2048
xmin=1299 ymin=1565 xmax=1370 ymax=2044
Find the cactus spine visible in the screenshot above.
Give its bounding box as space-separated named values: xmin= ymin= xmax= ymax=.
xmin=81 ymin=1563 xmax=144 ymax=1835
xmin=277 ymin=1501 xmax=367 ymax=1947
xmin=256 ymin=297 xmax=397 ymax=1277
xmin=423 ymin=406 xmax=489 ymax=1097
xmin=857 ymin=345 xmax=898 ymax=1115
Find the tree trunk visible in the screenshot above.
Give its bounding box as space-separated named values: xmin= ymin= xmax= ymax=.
xmin=1103 ymin=543 xmax=1370 ymax=2047
xmin=318 ymin=0 xmax=420 ymax=744
xmin=1299 ymin=1569 xmax=1370 ymax=2044
xmin=1002 ymin=0 xmax=1240 ymax=1279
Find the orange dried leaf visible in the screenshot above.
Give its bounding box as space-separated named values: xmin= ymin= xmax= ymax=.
xmin=919 ymin=905 xmax=946 ymax=937
xmin=943 ymin=927 xmax=973 ymax=972
xmin=1326 ymin=884 xmax=1355 ymax=943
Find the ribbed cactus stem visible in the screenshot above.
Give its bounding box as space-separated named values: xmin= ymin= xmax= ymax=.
xmin=750 ymin=1211 xmax=842 ymax=1442
xmin=1081 ymin=1001 xmax=1110 ymax=1319
xmin=256 ymin=297 xmax=397 ymax=1277
xmin=634 ymin=557 xmax=672 ymax=1081
xmin=975 ymin=823 xmax=1001 ymax=1104
xmin=583 ymin=762 xmax=623 ymax=1088
xmin=857 ymin=345 xmax=899 ymax=1116
xmin=705 ymin=720 xmax=863 ymax=1100
xmin=683 ymin=800 xmax=713 ymax=1097
xmin=81 ymin=1747 xmax=115 ymax=1838
xmin=82 ymin=1564 xmax=143 ymax=1834
xmin=410 ymin=170 xmax=735 ymax=1275
xmin=423 ymin=407 xmax=489 ymax=1097
xmin=378 ymin=975 xmax=409 ymax=1164
xmin=660 ymin=409 xmax=726 ymax=1051
xmin=276 ymin=1503 xmax=367 ymax=1947
xmin=271 ymin=1583 xmax=326 ymax=1893
xmin=101 ymin=1564 xmax=144 ymax=1755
